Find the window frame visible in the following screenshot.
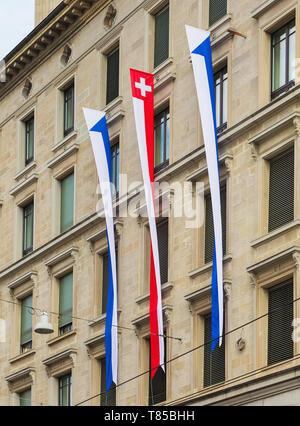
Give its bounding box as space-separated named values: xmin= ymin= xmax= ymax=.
xmin=209 ymin=0 xmax=227 ymax=28
xmin=154 ymin=106 xmax=170 ymax=173
xmin=20 ymin=294 xmax=33 ymax=354
xmin=63 ymin=83 xmax=74 ymax=137
xmin=214 ymin=66 xmax=228 ymax=135
xmin=58 ymin=271 xmax=73 ymax=336
xmin=111 ymin=138 xmax=120 ymax=198
xmin=154 ymin=3 xmax=170 ymax=69
xmin=24 ymin=115 xmax=34 ymax=166
xmin=60 ymin=171 xmax=75 ymax=234
xmin=22 ymin=201 xmax=34 ymax=256
xmin=58 ymin=373 xmax=72 ymax=406
xmin=106 ymin=45 xmax=120 ymax=105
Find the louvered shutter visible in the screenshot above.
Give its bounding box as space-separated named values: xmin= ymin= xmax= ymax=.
xmin=268 ymin=148 xmax=294 ymax=232
xmin=268 ymin=280 xmax=293 ymax=366
xmin=102 ymin=253 xmax=109 ymax=314
xmin=100 ymin=358 xmax=116 ymax=406
xmin=209 ymin=0 xmax=227 ymax=27
xmin=205 ymin=187 xmax=226 ymax=264
xmin=154 ymin=5 xmax=169 ymax=69
xmin=203 ymin=314 xmax=225 ymax=387
xmin=148 ymin=337 xmax=166 ymax=405
xmin=59 ymin=273 xmax=73 ymax=329
xmin=106 ymin=47 xmax=119 ymax=105
xmin=60 ymin=173 xmax=74 ymax=233
xmin=21 ymin=295 xmax=32 ymax=346
xmin=157 ymin=220 xmax=168 ymax=284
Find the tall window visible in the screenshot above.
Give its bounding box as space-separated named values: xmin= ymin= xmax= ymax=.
xmin=19 ymin=388 xmax=31 ymax=406
xmin=148 ymin=337 xmax=166 ymax=405
xmin=25 ymin=116 xmax=34 ymax=166
xmin=154 ymin=5 xmax=169 ymax=69
xmin=203 ymin=313 xmax=225 ymax=387
xmin=63 ymin=84 xmax=74 ymax=136
xmin=205 ymin=186 xmax=227 ymax=264
xmin=111 ymin=139 xmax=120 ymax=197
xmin=101 ymin=252 xmax=109 ymax=315
xmin=154 ymin=107 xmax=170 ymax=172
xmin=268 ymin=148 xmax=294 ymax=233
xmin=59 ymin=374 xmax=72 ymax=406
xmin=157 ymin=220 xmax=168 ymax=285
xmin=60 ymin=172 xmax=74 ymax=233
xmin=209 ymin=0 xmax=227 ymax=27
xmin=106 ymin=46 xmax=119 ymax=105
xmin=23 ymin=202 xmax=34 ymax=256
xmin=268 ymin=280 xmax=294 ymax=366
xmin=271 ymin=20 xmax=295 ymax=99
xmin=100 ymin=358 xmax=116 ymax=406
xmin=59 ymin=272 xmax=73 ymax=335
xmin=214 ymin=66 xmax=228 ymax=134
xmin=20 ymin=294 xmax=33 ymax=354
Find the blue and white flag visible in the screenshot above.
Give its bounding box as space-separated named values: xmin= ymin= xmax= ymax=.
xmin=186 ymin=25 xmax=223 ymax=351
xmin=83 ymin=108 xmax=118 ymax=391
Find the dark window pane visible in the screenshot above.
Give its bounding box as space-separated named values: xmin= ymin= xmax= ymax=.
xmin=102 ymin=253 xmax=109 ymax=314
xmin=154 ymin=107 xmax=170 ymax=172
xmin=23 ymin=202 xmax=34 ymax=255
xmin=154 ymin=5 xmax=169 ymax=68
xmin=106 ymin=47 xmax=119 ymax=104
xmin=25 ymin=116 xmax=34 ymax=165
xmin=214 ymin=67 xmax=228 ymax=134
xmin=204 ymin=314 xmax=225 ymax=387
xmin=100 ymin=358 xmax=116 ymax=406
xmin=268 ymin=148 xmax=294 ymax=232
xmin=59 ymin=374 xmax=72 ymax=406
xmin=157 ymin=220 xmax=168 ymax=285
xmin=21 ymin=294 xmax=32 ymax=353
xmin=268 ymin=280 xmax=294 ymax=365
xmin=209 ymin=0 xmax=227 ymax=27
xmin=63 ymin=84 xmax=74 ymax=136
xmin=59 ymin=272 xmax=73 ymax=334
xmin=148 ymin=338 xmax=166 ymax=405
xmin=60 ymin=173 xmax=74 ymax=233
xmin=111 ymin=140 xmax=120 ymax=196
xmin=205 ymin=187 xmax=226 ymax=264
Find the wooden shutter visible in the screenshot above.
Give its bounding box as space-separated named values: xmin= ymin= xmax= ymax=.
xmin=205 ymin=187 xmax=227 ymax=264
xmin=60 ymin=173 xmax=74 ymax=233
xmin=209 ymin=0 xmax=227 ymax=27
xmin=148 ymin=337 xmax=166 ymax=405
xmin=154 ymin=5 xmax=169 ymax=69
xmin=59 ymin=273 xmax=73 ymax=329
xmin=102 ymin=253 xmax=109 ymax=314
xmin=203 ymin=314 xmax=225 ymax=387
xmin=157 ymin=220 xmax=168 ymax=284
xmin=268 ymin=279 xmax=293 ymax=366
xmin=21 ymin=295 xmax=32 ymax=346
xmin=106 ymin=47 xmax=119 ymax=104
xmin=100 ymin=358 xmax=116 ymax=406
xmin=268 ymin=148 xmax=294 ymax=232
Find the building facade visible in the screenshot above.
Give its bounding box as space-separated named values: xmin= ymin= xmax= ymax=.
xmin=0 ymin=0 xmax=300 ymax=406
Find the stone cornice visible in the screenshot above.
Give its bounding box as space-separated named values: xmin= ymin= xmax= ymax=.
xmin=247 ymin=246 xmax=300 ymax=277
xmin=251 ymin=0 xmax=282 ymax=19
xmin=7 ymin=270 xmax=38 ymax=290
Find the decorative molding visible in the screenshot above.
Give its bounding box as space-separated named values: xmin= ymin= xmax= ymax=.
xmin=45 ymin=246 xmax=78 ymax=275
xmin=9 ymin=173 xmax=38 ymax=197
xmin=86 ymin=219 xmax=123 ymax=252
xmin=154 ymin=57 xmax=176 ymax=93
xmin=248 ymin=272 xmax=257 ymax=287
xmin=9 ymin=350 xmax=36 ymax=365
xmin=14 ymin=161 xmax=37 ymax=181
xmin=184 ymin=280 xmax=231 ymax=312
xmin=104 ymin=3 xmax=117 ymax=29
xmin=84 ymin=333 xmax=105 ymax=358
xmin=250 ymin=220 xmax=300 ymax=249
xmin=7 ymin=270 xmax=38 ymax=291
xmin=131 ymin=304 xmax=173 ymax=330
xmin=96 ymin=24 xmax=123 ymax=53
xmin=188 ymin=254 xmax=232 ymax=279
xmin=251 ymin=0 xmax=282 ymax=19
xmin=186 ymin=153 xmax=233 ymax=182
xmin=42 ymin=348 xmax=77 ymax=378
xmin=135 ymin=282 xmax=173 ymax=305
xmin=52 ymin=129 xmax=78 ymax=152
xmin=5 ymin=367 xmax=35 ymax=393
xmin=104 ymin=96 xmax=125 ymax=125
xmin=47 ymin=142 xmax=79 ymax=169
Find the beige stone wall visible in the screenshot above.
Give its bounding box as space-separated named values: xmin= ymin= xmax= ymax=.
xmin=35 ymin=0 xmax=62 ymax=25
xmin=0 ymin=0 xmax=300 ymax=406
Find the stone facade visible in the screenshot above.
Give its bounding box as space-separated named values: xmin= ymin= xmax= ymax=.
xmin=0 ymin=0 xmax=300 ymax=406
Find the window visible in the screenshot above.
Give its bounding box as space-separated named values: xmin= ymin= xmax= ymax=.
xmin=63 ymin=84 xmax=74 ymax=136
xmin=154 ymin=107 xmax=170 ymax=172
xmin=268 ymin=279 xmax=293 ymax=366
xmin=60 ymin=172 xmax=74 ymax=233
xmin=25 ymin=116 xmax=34 ymax=166
xmin=271 ymin=20 xmax=295 ymax=99
xmin=59 ymin=374 xmax=72 ymax=406
xmin=100 ymin=358 xmax=116 ymax=406
xmin=23 ymin=202 xmax=34 ymax=256
xmin=268 ymin=148 xmax=294 ymax=232
xmin=214 ymin=67 xmax=228 ymax=134
xmin=203 ymin=313 xmax=225 ymax=387
xmin=209 ymin=0 xmax=227 ymax=27
xmin=106 ymin=46 xmax=119 ymax=105
xmin=101 ymin=253 xmax=109 ymax=315
xmin=59 ymin=272 xmax=73 ymax=335
xmin=154 ymin=5 xmax=169 ymax=69
xmin=20 ymin=294 xmax=33 ymax=354
xmin=157 ymin=220 xmax=168 ymax=285
xmin=19 ymin=388 xmax=31 ymax=406
xmin=111 ymin=139 xmax=120 ymax=197
xmin=205 ymin=186 xmax=227 ymax=264
xmin=148 ymin=337 xmax=166 ymax=405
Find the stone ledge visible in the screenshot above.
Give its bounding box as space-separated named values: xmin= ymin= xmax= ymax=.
xmin=251 ymin=220 xmax=300 ymax=249
xmin=189 ymin=254 xmax=232 ymax=279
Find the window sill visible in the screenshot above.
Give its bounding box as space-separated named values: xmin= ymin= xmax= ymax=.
xmin=47 ymin=142 xmax=79 ymax=169
xmin=104 ymin=96 xmax=125 ymax=125
xmin=14 ymin=161 xmax=37 ymax=181
xmin=189 ymin=254 xmax=232 ymax=280
xmin=209 ymin=14 xmax=233 ymax=49
xmin=135 ymin=282 xmax=173 ymax=305
xmin=52 ymin=129 xmax=78 ymax=153
xmin=153 ymin=57 xmax=176 ymax=92
xmin=9 ymin=349 xmax=36 ymax=365
xmin=251 ymin=220 xmax=300 ymax=248
xmin=9 ymin=173 xmax=39 ymax=197
xmin=46 ymin=329 xmax=77 ymax=347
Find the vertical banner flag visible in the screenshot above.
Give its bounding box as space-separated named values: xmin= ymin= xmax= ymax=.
xmin=185 ymin=26 xmax=223 ymax=351
xmin=83 ymin=108 xmax=118 ymax=391
xmin=130 ymin=69 xmax=165 ymax=378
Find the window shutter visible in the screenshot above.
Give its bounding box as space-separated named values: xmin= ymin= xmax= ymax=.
xmin=157 ymin=220 xmax=168 ymax=284
xmin=209 ymin=0 xmax=227 ymax=27
xmin=59 ymin=273 xmax=73 ymax=329
xmin=148 ymin=337 xmax=166 ymax=405
xmin=100 ymin=358 xmax=116 ymax=406
xmin=268 ymin=279 xmax=293 ymax=366
xmin=154 ymin=5 xmax=169 ymax=69
xmin=60 ymin=173 xmax=74 ymax=233
xmin=203 ymin=314 xmax=225 ymax=388
xmin=23 ymin=202 xmax=34 ymax=255
xmin=268 ymin=148 xmax=294 ymax=232
xmin=21 ymin=295 xmax=32 ymax=346
xmin=106 ymin=47 xmax=119 ymax=105
xmin=19 ymin=388 xmax=32 ymax=407
xmin=205 ymin=187 xmax=226 ymax=264
xmin=102 ymin=253 xmax=109 ymax=314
